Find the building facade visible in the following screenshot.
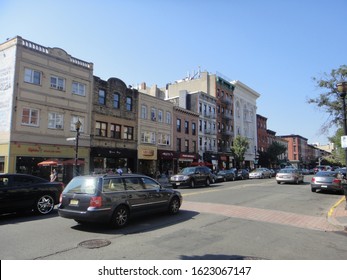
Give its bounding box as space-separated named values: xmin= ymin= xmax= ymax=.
xmin=0 ymin=36 xmax=93 ymax=182
xmin=90 ymin=76 xmax=138 ymax=174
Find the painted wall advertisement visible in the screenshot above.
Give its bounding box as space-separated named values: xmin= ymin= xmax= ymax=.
xmin=0 ymin=45 xmax=15 ymax=136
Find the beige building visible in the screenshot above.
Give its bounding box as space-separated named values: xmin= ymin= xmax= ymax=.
xmin=137 ymin=92 xmax=174 ymax=177
xmin=0 ymin=36 xmax=93 ymax=182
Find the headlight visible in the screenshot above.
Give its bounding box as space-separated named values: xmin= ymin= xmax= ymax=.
xmin=182 ymin=175 xmax=189 ymax=180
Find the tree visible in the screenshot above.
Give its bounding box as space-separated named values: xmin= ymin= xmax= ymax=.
xmin=328 ymin=128 xmax=345 ymax=166
xmin=308 ymin=65 xmax=347 ymax=134
xmin=231 ymin=135 xmax=249 ymax=168
xmin=267 ymin=141 xmax=287 ymax=167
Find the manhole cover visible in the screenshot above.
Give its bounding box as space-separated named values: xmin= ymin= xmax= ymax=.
xmin=78 ymin=239 xmax=111 ymax=249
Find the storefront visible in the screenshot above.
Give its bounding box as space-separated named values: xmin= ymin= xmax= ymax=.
xmin=157 ymin=150 xmax=177 ymax=177
xmin=8 ymin=142 xmax=89 ymax=184
xmin=90 ymin=147 xmax=137 ymax=174
xmin=137 ymin=145 xmax=157 ymax=177
xmin=178 ymin=153 xmax=199 ymax=172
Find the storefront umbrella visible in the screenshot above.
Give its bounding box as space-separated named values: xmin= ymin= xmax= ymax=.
xmin=37 ymin=159 xmax=61 ymax=171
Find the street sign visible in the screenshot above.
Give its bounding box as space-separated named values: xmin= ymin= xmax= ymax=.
xmin=341 ymin=136 xmax=347 ymax=148
xmin=66 ymin=137 xmax=76 ymax=141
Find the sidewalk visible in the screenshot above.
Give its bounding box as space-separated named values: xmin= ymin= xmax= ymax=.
xmin=328 ymin=196 xmax=347 ymax=231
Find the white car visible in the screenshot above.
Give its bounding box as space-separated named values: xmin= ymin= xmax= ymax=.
xmin=249 ymin=168 xmax=272 ymax=179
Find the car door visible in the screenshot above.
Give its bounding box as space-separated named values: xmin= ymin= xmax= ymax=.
xmin=123 ymin=177 xmax=150 ymax=213
xmin=141 ymin=177 xmax=169 ymax=211
xmin=0 ymin=174 xmax=36 ymax=213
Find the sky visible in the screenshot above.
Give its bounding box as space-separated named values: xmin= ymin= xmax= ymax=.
xmin=1 ymin=0 xmax=346 ymax=145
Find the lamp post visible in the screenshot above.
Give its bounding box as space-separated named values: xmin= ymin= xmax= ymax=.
xmin=337 ymin=81 xmax=347 ymax=209
xmin=74 ymin=119 xmax=82 ymax=177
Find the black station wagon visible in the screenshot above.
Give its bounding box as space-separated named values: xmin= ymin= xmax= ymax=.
xmin=58 ymin=174 xmax=182 ymax=228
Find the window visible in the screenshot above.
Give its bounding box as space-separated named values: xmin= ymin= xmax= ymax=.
xmin=123 ymin=126 xmax=133 ymax=140
xmin=98 ymin=90 xmax=106 ymax=105
xmin=111 ymin=124 xmax=121 ymax=139
xmin=21 ymin=108 xmax=39 ymax=126
xmin=141 ymin=131 xmax=156 ymax=144
xmin=95 ymin=121 xmax=107 ymax=137
xmin=48 ymin=112 xmax=64 ymax=129
xmin=24 ymin=68 xmax=41 ymax=85
xmin=126 ymin=97 xmax=132 ymax=111
xmin=192 ymin=140 xmax=197 ymax=153
xmin=199 ymin=120 xmax=202 ymax=132
xmin=166 ymin=112 xmax=171 ymax=124
xmin=113 ymin=93 xmax=120 ymax=108
xmin=141 ymin=105 xmax=147 ymax=119
xmin=192 ymin=122 xmax=196 ymax=135
xmin=50 ymin=76 xmax=65 ymax=91
xmin=158 ymin=133 xmax=170 ymax=146
xmin=184 ymin=140 xmax=189 ymax=152
xmin=176 ymin=138 xmax=181 ymax=152
xmin=151 ymin=108 xmax=156 ymax=121
xmin=176 ymin=118 xmax=181 ymax=132
xmin=185 ymin=121 xmax=189 ymax=134
xmin=70 ymin=116 xmax=84 ymax=132
xmin=72 ymin=81 xmax=86 ymax=96
xmin=158 ymin=110 xmax=163 ymax=122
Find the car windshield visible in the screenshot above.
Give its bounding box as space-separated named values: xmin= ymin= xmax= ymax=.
xmin=180 ymin=168 xmax=196 ymax=174
xmin=279 ymin=169 xmax=295 ymax=173
xmin=64 ymin=177 xmax=98 ymax=194
xmin=315 ymin=171 xmax=337 ymax=177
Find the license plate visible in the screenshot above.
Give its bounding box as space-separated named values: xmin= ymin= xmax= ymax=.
xmin=321 ymin=185 xmax=327 ymax=188
xmin=176 ymin=183 xmax=181 ymax=186
xmin=69 ymin=199 xmax=79 ymax=206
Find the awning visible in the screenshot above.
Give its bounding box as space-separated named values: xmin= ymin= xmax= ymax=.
xmin=62 ymin=159 xmax=85 ymax=166
xmin=37 ymin=159 xmax=61 ymax=166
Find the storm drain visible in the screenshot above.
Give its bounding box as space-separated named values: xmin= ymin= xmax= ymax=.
xmin=78 ymin=239 xmax=111 ymax=249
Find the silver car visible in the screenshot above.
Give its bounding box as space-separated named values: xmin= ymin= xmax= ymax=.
xmin=276 ymin=168 xmax=304 ymax=184
xmin=249 ymin=168 xmax=272 ymax=179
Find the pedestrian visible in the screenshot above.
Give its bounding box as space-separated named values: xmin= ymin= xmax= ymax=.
xmin=116 ymin=167 xmax=123 ymax=175
xmin=127 ymin=168 xmax=132 ymax=174
xmin=50 ymin=169 xmax=57 ymax=182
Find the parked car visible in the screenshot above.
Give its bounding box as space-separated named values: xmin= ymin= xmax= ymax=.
xmin=310 ymin=171 xmax=344 ymax=194
xmin=58 ymin=174 xmax=182 ymax=228
xmin=276 ymin=168 xmax=304 ymax=184
xmin=0 ymin=173 xmax=64 ymax=215
xmin=235 ymin=169 xmax=249 ymax=180
xmin=249 ymin=168 xmax=272 ymax=179
xmin=215 ymin=169 xmax=236 ymax=182
xmin=169 ymin=166 xmax=213 ymax=188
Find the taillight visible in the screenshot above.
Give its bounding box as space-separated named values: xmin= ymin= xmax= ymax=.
xmin=90 ymin=196 xmax=102 ymax=208
xmin=332 ymin=178 xmax=341 ymax=185
xmin=311 ymin=177 xmax=315 ymax=183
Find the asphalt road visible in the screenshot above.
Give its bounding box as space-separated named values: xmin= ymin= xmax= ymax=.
xmin=1 ymin=176 xmax=346 ymax=260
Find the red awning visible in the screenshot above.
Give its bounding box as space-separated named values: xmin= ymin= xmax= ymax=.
xmin=62 ymin=159 xmax=85 ymax=166
xmin=190 ymin=161 xmax=213 ymax=167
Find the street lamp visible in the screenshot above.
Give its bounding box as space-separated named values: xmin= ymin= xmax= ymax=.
xmin=336 ymin=81 xmax=347 ymax=209
xmin=74 ymin=119 xmax=82 ymax=177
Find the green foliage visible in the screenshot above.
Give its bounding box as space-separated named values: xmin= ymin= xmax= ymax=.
xmin=328 ymin=128 xmax=346 ymax=165
xmin=230 ymin=135 xmax=249 ymax=168
xmin=308 ymin=65 xmax=347 ymax=133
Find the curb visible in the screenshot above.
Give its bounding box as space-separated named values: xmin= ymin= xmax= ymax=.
xmin=327 ymin=197 xmax=347 ymax=231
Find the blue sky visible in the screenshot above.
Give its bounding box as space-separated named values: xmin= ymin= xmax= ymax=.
xmin=1 ymin=0 xmax=346 ymax=145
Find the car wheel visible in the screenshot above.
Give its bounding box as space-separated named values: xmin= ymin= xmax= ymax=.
xmin=311 ymin=187 xmax=316 ymax=193
xmin=190 ymin=180 xmax=195 ymax=188
xmin=168 ymin=197 xmax=180 ymax=214
xmin=35 ymin=194 xmax=55 ymax=215
xmin=111 ymin=205 xmax=129 ymax=228
xmin=277 ymin=181 xmax=281 ymax=184
xmin=206 ymin=178 xmax=210 ymax=187
xmin=223 ymin=177 xmax=227 ymax=182
xmin=295 ymin=178 xmax=299 ymax=184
